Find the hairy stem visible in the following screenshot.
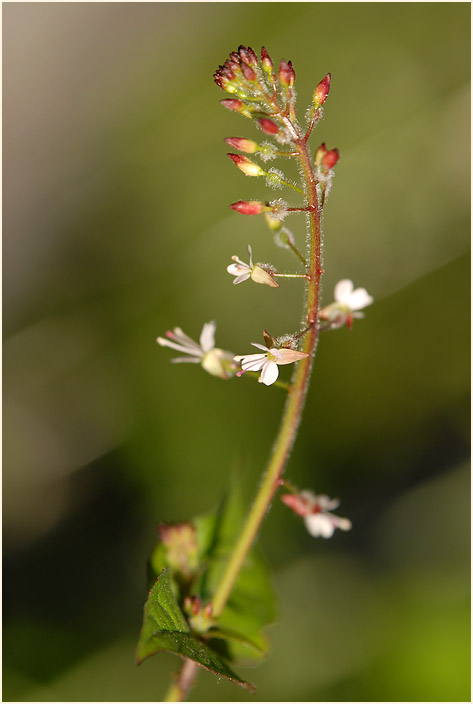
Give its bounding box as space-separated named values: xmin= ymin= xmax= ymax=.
xmin=164 ymin=659 xmax=199 ymax=702
xmin=212 ymin=135 xmax=322 ymax=618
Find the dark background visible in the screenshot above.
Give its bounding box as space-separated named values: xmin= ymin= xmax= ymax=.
xmin=3 ymin=3 xmax=470 ymax=701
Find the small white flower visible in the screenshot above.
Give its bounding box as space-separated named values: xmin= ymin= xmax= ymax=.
xmin=157 ymin=322 xmax=235 ymax=379
xmin=281 ymin=490 xmax=352 ymax=538
xmin=320 ymin=279 xmax=373 ymax=329
xmin=234 ymin=343 xmax=308 ymax=386
xmin=227 ymin=245 xmax=279 ymax=287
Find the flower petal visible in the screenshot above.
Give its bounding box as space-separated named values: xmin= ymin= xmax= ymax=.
xmin=170 ymin=356 xmax=202 ymax=364
xmin=171 ymin=328 xmax=202 ymax=352
xmin=233 ymin=273 xmax=251 ymax=285
xmin=247 ymin=244 xmax=253 ymax=267
xmin=200 ymin=321 xmax=216 ymax=353
xmin=347 ymin=288 xmax=374 ymax=311
xmin=251 ymin=343 xmax=270 ymax=352
xmin=239 ymin=354 xmax=267 ymax=372
xmin=304 ymin=513 xmax=335 ymax=538
xmin=157 ymin=336 xmax=203 ymax=357
xmin=334 ymin=279 xmax=354 ymax=304
xmin=259 ymin=360 xmax=279 ymax=385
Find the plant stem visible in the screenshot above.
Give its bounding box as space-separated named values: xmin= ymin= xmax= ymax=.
xmin=212 ymin=135 xmax=322 ymax=619
xmin=164 ymin=659 xmax=199 ymax=702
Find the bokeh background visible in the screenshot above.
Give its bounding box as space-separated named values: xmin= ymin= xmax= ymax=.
xmin=3 ymin=3 xmax=470 ymax=702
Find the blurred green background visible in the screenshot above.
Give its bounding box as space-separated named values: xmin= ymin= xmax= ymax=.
xmin=3 ymin=3 xmax=470 ymax=702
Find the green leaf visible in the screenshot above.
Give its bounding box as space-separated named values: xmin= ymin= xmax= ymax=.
xmin=136 ymin=569 xmax=254 ymax=691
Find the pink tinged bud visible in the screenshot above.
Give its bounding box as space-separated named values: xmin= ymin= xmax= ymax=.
xmin=227 ymin=153 xmax=266 ymax=177
xmin=278 ymin=59 xmax=295 ymax=87
xmin=220 ymin=98 xmax=244 ymax=112
xmin=314 ymin=73 xmax=331 ymax=106
xmin=224 ymin=137 xmax=258 ymax=153
xmin=241 ymin=61 xmax=256 ymax=81
xmin=230 ymin=200 xmax=266 ymax=215
xmin=281 ymin=493 xmax=310 ymax=517
xmin=238 ymin=45 xmax=256 ymax=67
xmin=258 ymin=118 xmax=279 ymax=135
xmin=203 ymin=603 xmax=213 ymax=619
xmin=261 ymin=46 xmax=274 ymax=73
xmin=322 ymin=148 xmax=340 ymax=169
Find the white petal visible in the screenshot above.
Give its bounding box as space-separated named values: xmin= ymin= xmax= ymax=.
xmin=251 ymin=343 xmax=270 ymax=352
xmin=200 ymin=321 xmax=216 ymax=353
xmin=304 ymin=513 xmax=335 ymax=538
xmin=333 ymin=516 xmax=352 ymax=532
xmin=239 ymin=354 xmax=267 ymax=372
xmin=171 ymin=327 xmax=202 ymax=352
xmin=227 ymin=262 xmax=250 ymax=276
xmin=157 ymin=336 xmax=203 ymax=357
xmin=347 ymin=288 xmax=374 ymax=311
xmin=334 ymin=279 xmax=354 ymax=304
xmin=316 ymin=494 xmax=340 ymax=511
xmin=259 ymin=360 xmax=279 ymax=385
xmin=247 ymin=244 xmax=253 ymax=267
xmin=170 ymin=356 xmax=202 ymax=364
xmin=233 ymin=273 xmax=251 ymax=285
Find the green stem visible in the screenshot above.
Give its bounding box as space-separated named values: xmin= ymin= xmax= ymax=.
xmin=212 ymin=134 xmax=322 ymax=619
xmin=164 ymin=659 xmax=199 ymax=702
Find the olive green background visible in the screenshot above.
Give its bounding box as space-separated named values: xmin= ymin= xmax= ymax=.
xmin=3 ymin=3 xmax=470 ymax=701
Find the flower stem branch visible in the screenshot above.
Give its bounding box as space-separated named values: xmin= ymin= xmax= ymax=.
xmin=211 ymin=133 xmax=322 ymax=619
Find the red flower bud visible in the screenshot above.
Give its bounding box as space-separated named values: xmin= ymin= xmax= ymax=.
xmin=220 ymin=98 xmax=244 ymax=112
xmin=278 ymin=59 xmax=295 ymax=87
xmin=227 ymin=153 xmax=266 ymax=177
xmin=314 ymin=73 xmax=331 ymax=106
xmin=224 ymin=137 xmax=258 ymax=153
xmin=241 ymin=61 xmax=256 ymax=82
xmin=239 ymin=45 xmax=257 ymax=67
xmin=230 ymin=200 xmax=266 ymax=215
xmin=261 ymin=46 xmax=274 ymax=73
xmin=258 ymin=118 xmax=279 ymax=135
xmin=322 ymin=149 xmax=339 ymax=169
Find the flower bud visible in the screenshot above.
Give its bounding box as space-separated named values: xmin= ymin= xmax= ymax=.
xmin=158 ymin=523 xmax=199 ymax=577
xmin=239 ymin=45 xmax=258 ymax=67
xmin=230 ymin=200 xmax=266 ymax=215
xmin=241 ymin=61 xmax=256 ymax=82
xmin=322 ymin=149 xmax=339 ymax=169
xmin=264 ymin=211 xmax=282 ymax=231
xmin=313 ymin=73 xmax=331 ymax=107
xmin=224 ymin=137 xmax=259 ymax=153
xmin=258 ymin=118 xmax=279 ymax=135
xmin=261 ymin=46 xmax=274 ymax=74
xmin=278 ymin=59 xmax=295 ymax=87
xmin=227 ymin=153 xmax=266 ymax=178
xmin=220 ymin=99 xmax=253 ymax=118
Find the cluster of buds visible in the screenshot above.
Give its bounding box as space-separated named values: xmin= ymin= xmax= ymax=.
xmin=214 ymin=45 xmax=299 ymax=140
xmin=183 ymin=596 xmax=215 ymax=634
xmin=158 ymin=522 xmax=199 ymax=579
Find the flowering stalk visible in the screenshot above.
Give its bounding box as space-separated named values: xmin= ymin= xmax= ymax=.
xmin=211 ymin=126 xmax=322 ymax=619
xmin=146 ymin=45 xmax=374 ymax=703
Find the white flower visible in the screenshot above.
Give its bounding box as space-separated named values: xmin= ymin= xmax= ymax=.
xmin=234 ymin=343 xmax=308 ymax=386
xmin=227 ymin=245 xmax=279 ymax=287
xmin=157 ymin=321 xmax=235 ymax=379
xmin=281 ymin=490 xmax=352 ymax=538
xmin=319 ymin=279 xmax=373 ymax=329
